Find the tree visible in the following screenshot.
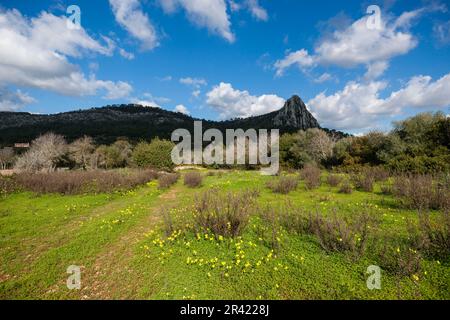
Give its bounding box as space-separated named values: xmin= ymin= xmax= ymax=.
xmin=305 ymin=128 xmax=334 ymax=163
xmin=132 ymin=138 xmax=175 ymax=170
xmin=15 ymin=133 xmax=67 ymax=172
xmin=89 ymin=139 xmax=133 ymax=170
xmin=0 ymin=147 xmax=15 ymax=170
xmin=112 ymin=139 xmax=132 ymax=167
xmin=393 ymin=112 xmax=447 ymax=156
xmin=69 ymin=136 xmax=95 ymax=170
xmin=283 ymin=128 xmax=335 ymax=168
xmin=376 ymin=133 xmax=405 ymax=163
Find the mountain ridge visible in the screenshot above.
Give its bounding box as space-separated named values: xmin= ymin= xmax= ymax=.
xmin=0 ymin=95 xmax=347 ymax=146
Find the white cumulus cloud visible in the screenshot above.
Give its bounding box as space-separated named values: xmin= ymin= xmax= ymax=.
xmin=180 ymin=77 xmax=208 ymax=87
xmin=307 ymin=72 xmax=450 ymax=130
xmin=246 ymin=0 xmax=268 ymax=21
xmin=206 ymin=82 xmax=284 ymax=119
xmin=159 ymin=0 xmax=235 ymax=42
xmin=274 ymin=7 xmax=440 ymax=78
xmin=274 ymin=49 xmax=315 ymax=77
xmin=0 ymin=9 xmax=132 ymax=99
xmin=175 ymin=104 xmax=190 ymax=115
xmin=109 ymin=0 xmax=159 ymax=50
xmin=0 ymin=87 xmax=36 ymax=111
xmin=314 ymin=73 xmax=332 ymax=83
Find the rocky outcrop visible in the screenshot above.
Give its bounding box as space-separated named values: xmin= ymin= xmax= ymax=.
xmin=273 ymin=95 xmax=319 ymax=130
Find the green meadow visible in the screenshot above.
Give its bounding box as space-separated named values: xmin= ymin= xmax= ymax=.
xmin=0 ymin=170 xmax=448 ymax=300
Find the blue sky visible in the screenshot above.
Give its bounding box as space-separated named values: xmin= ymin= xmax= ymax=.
xmin=0 ymin=0 xmax=449 ymax=134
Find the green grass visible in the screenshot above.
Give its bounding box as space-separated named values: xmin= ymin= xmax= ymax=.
xmin=0 ymin=171 xmax=448 ymax=299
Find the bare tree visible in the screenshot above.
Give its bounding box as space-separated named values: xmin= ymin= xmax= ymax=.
xmin=306 ymin=128 xmax=334 ymax=163
xmin=290 ymin=128 xmax=335 ymax=166
xmin=0 ymin=147 xmax=15 ymax=170
xmin=15 ymin=133 xmax=67 ymax=172
xmin=69 ymin=136 xmax=95 ymax=170
xmin=113 ymin=139 xmax=132 ymax=167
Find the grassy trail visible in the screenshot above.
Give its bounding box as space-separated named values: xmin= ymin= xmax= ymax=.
xmin=73 ymin=187 xmax=182 ymax=299
xmin=0 ymin=183 xmax=168 ymax=299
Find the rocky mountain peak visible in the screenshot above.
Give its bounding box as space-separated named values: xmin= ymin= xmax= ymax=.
xmin=273 ymin=95 xmax=320 ymax=130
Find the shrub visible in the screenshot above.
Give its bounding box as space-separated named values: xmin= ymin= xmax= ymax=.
xmin=393 ymin=175 xmax=410 ymax=197
xmin=310 ymin=211 xmax=374 ymax=258
xmin=192 ymin=189 xmax=258 ymax=238
xmin=301 ymin=164 xmax=321 ymax=189
xmin=257 ymin=206 xmax=283 ymax=251
xmin=132 ymin=138 xmax=175 ymax=171
xmin=339 ymin=180 xmax=353 ymax=194
xmin=261 ymin=203 xmax=376 ymax=258
xmin=368 ymin=167 xmax=390 ymax=182
xmin=161 ymin=207 xmax=175 ymax=237
xmin=387 ymin=154 xmax=450 ymax=174
xmin=377 ymin=241 xmax=422 ymax=277
xmin=408 ymin=211 xmax=450 ymax=261
xmin=380 ymin=183 xmax=392 ymax=195
xmin=13 ymin=169 xmax=157 ymax=195
xmin=158 ymin=173 xmax=179 ymax=189
xmin=327 ymin=174 xmax=342 ymax=187
xmin=184 ymin=171 xmax=203 ymax=188
xmin=0 ymin=176 xmax=19 ymax=197
xmin=351 ymin=173 xmax=374 ymax=192
xmin=276 ymin=204 xmax=313 ymax=235
xmin=406 ymin=175 xmax=434 ymax=210
xmin=393 ymin=174 xmax=450 ymax=210
xmin=266 ymin=176 xmax=298 ymax=194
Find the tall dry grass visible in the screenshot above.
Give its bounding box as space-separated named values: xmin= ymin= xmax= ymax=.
xmin=14 ymin=169 xmax=158 ymax=195
xmin=266 ymin=176 xmax=298 ymax=194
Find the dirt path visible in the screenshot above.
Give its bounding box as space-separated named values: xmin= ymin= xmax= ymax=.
xmin=77 ymin=187 xmax=180 ymax=299
xmin=4 ymin=190 xmax=151 ymax=276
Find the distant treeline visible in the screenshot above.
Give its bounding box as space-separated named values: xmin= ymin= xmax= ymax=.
xmin=280 ymin=112 xmax=449 ymax=173
xmin=0 ymin=103 xmax=347 ymax=147
xmin=1 ymin=111 xmax=448 ymax=174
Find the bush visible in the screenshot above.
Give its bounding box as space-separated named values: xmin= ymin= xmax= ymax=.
xmin=161 ymin=207 xmax=175 ymax=237
xmin=387 ymin=154 xmax=450 ymax=174
xmin=351 ymin=173 xmax=374 ymax=192
xmin=301 ymin=164 xmax=321 ymax=189
xmin=184 ymin=171 xmax=203 ymax=188
xmin=260 ymin=203 xmax=376 ymax=258
xmin=393 ymin=174 xmax=450 ymax=210
xmin=192 ymin=189 xmax=259 ymax=238
xmin=339 ymin=180 xmax=353 ymax=194
xmin=256 ymin=206 xmax=283 ymax=251
xmin=327 ymin=174 xmax=342 ymax=187
xmin=310 ymin=211 xmax=374 ymax=258
xmin=380 ymin=183 xmax=392 ymax=195
xmin=367 ymin=166 xmax=390 ymax=182
xmin=377 ymin=241 xmax=422 ymax=277
xmin=0 ymin=176 xmax=19 ymax=197
xmin=13 ymin=169 xmax=157 ymax=195
xmin=408 ymin=211 xmax=450 ymax=261
xmin=158 ymin=173 xmax=179 ymax=189
xmin=266 ymin=176 xmax=298 ymax=194
xmin=132 ymin=138 xmax=175 ymax=171
xmin=393 ymin=175 xmax=410 ymax=197
xmin=276 ymin=204 xmax=313 ymax=236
